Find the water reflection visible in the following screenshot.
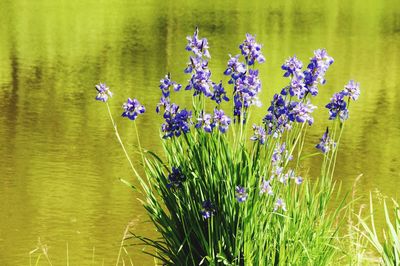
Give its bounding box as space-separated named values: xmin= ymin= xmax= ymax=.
xmin=0 ymin=0 xmax=399 ymax=264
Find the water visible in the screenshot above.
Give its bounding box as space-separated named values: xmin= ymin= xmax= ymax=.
xmin=0 ymin=0 xmax=399 ymax=264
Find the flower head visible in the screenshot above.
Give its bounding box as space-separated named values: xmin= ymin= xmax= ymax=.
xmin=325 ymin=92 xmax=349 ymax=121
xmin=166 ymin=167 xmax=186 ymax=189
xmin=281 ymin=56 xmax=303 ymax=77
xmin=159 ymin=73 xmax=182 ymax=98
xmin=316 ymin=128 xmax=336 ymax=153
xmin=121 ymin=98 xmax=145 ymax=120
xmin=235 ymin=186 xmax=248 ymax=203
xmin=288 ymin=100 xmax=316 ymax=125
xmin=260 ymin=179 xmax=273 ymax=195
xmin=196 ymin=111 xmax=214 ymax=133
xmin=250 ymin=124 xmax=267 ymax=144
xmin=303 ymin=49 xmax=334 ymax=96
xmin=200 ymin=200 xmax=216 ymax=219
xmin=239 ymin=34 xmax=265 ymax=65
xmin=95 ymin=83 xmax=112 ymax=102
xmin=161 ymin=104 xmax=192 ymax=138
xmin=224 ymin=54 xmax=246 ymax=83
xmin=211 ymin=81 xmax=229 ymax=104
xmin=274 ymin=198 xmax=287 ymax=212
xmin=342 ymin=80 xmax=360 ymax=101
xmin=213 ymin=109 xmax=231 ymax=133
xmin=186 ymin=27 xmax=210 ymax=58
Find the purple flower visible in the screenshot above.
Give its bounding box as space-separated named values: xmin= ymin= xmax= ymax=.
xmin=161 ymin=104 xmax=192 ymax=138
xmin=185 ymin=57 xmax=214 ymax=97
xmin=274 ymin=198 xmax=287 ymax=212
xmin=233 ymin=69 xmax=262 ymax=121
xmin=159 ymin=73 xmax=182 ymax=98
xmin=200 ymin=200 xmax=216 ymax=219
xmin=156 ymin=96 xmax=170 ymax=114
xmin=325 ymin=92 xmax=349 ymax=121
xmin=288 ymin=100 xmax=316 ymax=125
xmin=260 ymin=179 xmax=273 ymax=195
xmin=239 ymin=34 xmax=265 ymax=65
xmin=289 ymin=72 xmax=307 ymax=99
xmin=121 ymin=98 xmax=145 ymax=121
xmin=263 ymin=94 xmax=291 ymax=137
xmin=186 ymin=27 xmax=210 ymax=59
xmin=342 ymin=80 xmax=360 ymax=101
xmin=295 ymin=176 xmax=303 ymax=185
xmin=166 ymin=167 xmax=186 ymax=189
xmin=235 ymin=186 xmax=248 ymax=203
xmin=211 ymin=81 xmax=229 ymax=104
xmin=303 ymin=49 xmax=334 ymax=96
xmin=196 ymin=111 xmax=214 ymax=133
xmin=250 ymin=124 xmax=267 ymax=144
xmin=95 ymin=83 xmax=112 ymax=102
xmin=281 ymin=56 xmax=303 ymax=77
xmin=213 ymin=109 xmax=231 ymax=133
xmin=316 ymin=128 xmax=336 ymax=153
xmin=224 ymin=54 xmax=246 ymax=83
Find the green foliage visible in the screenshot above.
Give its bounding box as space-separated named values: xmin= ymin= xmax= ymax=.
xmin=128 ymin=108 xmax=349 ymax=265
xmin=358 ymin=196 xmax=400 ymax=265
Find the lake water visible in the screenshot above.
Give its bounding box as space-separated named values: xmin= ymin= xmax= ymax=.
xmin=0 ymin=0 xmax=399 ymax=264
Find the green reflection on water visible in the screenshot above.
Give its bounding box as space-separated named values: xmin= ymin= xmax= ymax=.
xmin=0 ymin=0 xmax=399 ymax=264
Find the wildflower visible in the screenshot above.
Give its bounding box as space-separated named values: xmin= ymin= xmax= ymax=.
xmin=156 ymin=96 xmax=170 ymax=114
xmin=325 ymin=92 xmax=349 ymax=121
xmin=224 ymin=54 xmax=246 ymax=83
xmin=200 ymin=200 xmax=216 ymax=219
xmin=121 ymin=98 xmax=145 ymax=121
xmin=274 ymin=198 xmax=287 ymax=212
xmin=288 ymin=72 xmax=307 ymax=99
xmin=281 ymin=56 xmax=303 ymax=77
xmin=239 ymin=33 xmax=265 ymax=65
xmin=235 ymin=186 xmax=248 ymax=203
xmin=316 ymin=128 xmax=336 ymax=153
xmin=288 ymin=100 xmax=316 ymax=125
xmin=295 ymin=176 xmax=303 ymax=185
xmin=159 ymin=73 xmax=182 ymax=98
xmin=213 ymin=109 xmax=231 ymax=133
xmin=95 ymin=83 xmax=112 ymax=102
xmin=250 ymin=124 xmax=267 ymax=144
xmin=342 ymin=80 xmax=360 ymax=101
xmin=211 ymin=81 xmax=229 ymax=104
xmin=161 ymin=104 xmax=192 ymax=138
xmin=196 ymin=111 xmax=214 ymax=133
xmin=263 ymin=94 xmax=291 ymax=136
xmin=303 ymin=49 xmax=334 ymax=96
xmin=260 ymin=179 xmax=273 ymax=195
xmin=166 ymin=167 xmax=187 ymax=189
xmin=186 ymin=27 xmax=210 ymax=58
xmin=233 ymin=69 xmax=262 ymax=121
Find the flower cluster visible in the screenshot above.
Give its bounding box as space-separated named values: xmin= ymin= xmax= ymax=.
xmin=326 ymin=92 xmax=349 ymax=121
xmin=95 ymin=83 xmax=113 ymax=102
xmin=161 ymin=104 xmax=192 ymax=139
xmin=200 ymin=200 xmax=216 ymax=219
xmin=166 ymin=167 xmax=187 ymax=189
xmin=281 ymin=49 xmax=334 ymax=99
xmin=325 ymin=80 xmax=360 ymax=122
xmin=184 ymin=29 xmax=229 ymax=105
xmin=196 ymin=109 xmax=231 ymax=133
xmin=260 ymin=179 xmax=273 ymax=195
xmin=239 ymin=33 xmax=265 ymax=65
xmin=223 ymin=35 xmax=265 ymax=122
xmin=316 ymin=128 xmax=336 ymax=153
xmin=121 ymin=98 xmax=146 ymax=120
xmin=262 ymin=94 xmax=316 ymax=137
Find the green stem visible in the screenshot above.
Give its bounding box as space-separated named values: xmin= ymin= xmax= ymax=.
xmin=106 ymin=103 xmax=142 ymax=180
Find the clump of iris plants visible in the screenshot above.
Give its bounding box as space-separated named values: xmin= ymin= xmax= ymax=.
xmin=94 ymin=28 xmax=360 ymax=265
